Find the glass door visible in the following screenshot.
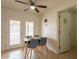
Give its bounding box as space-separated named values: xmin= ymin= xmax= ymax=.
xmin=10 ymin=20 xmax=20 ymax=47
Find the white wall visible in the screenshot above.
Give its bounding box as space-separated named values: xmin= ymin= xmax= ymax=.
xmin=1 ymin=7 xmax=41 ymax=51
xmin=70 ymin=12 xmax=77 ymax=46
xmin=40 ymin=0 xmax=76 ymax=53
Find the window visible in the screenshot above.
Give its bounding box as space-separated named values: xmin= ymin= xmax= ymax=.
xmin=26 ymin=22 xmax=33 ymax=36
xmin=10 ymin=20 xmax=20 ymax=45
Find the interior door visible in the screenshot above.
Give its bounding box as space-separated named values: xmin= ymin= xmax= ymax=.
xmin=59 ymin=11 xmax=71 ymax=53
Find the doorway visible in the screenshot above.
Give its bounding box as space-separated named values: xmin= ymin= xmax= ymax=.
xmin=59 ymin=7 xmax=77 ymax=53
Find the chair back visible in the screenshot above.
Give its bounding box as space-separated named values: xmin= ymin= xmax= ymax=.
xmin=26 ymin=36 xmax=33 ymax=39
xmin=27 ymin=39 xmax=40 ymax=48
xmin=39 ymin=37 xmax=47 ymax=46
xmin=34 ymin=35 xmax=40 ymax=37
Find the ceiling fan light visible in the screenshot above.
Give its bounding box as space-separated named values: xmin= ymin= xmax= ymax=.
xmin=30 ymin=6 xmax=35 ymax=10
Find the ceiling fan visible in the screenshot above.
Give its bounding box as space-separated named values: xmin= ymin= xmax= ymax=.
xmin=15 ymin=0 xmax=47 ymax=13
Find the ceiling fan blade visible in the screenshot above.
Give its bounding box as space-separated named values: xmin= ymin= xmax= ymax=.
xmin=30 ymin=0 xmax=35 ymax=5
xmin=35 ymin=8 xmax=39 ymax=13
xmin=36 ymin=5 xmax=47 ymax=8
xmin=15 ymin=0 xmax=29 ymax=5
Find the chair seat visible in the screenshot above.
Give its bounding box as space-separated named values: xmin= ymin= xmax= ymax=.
xmin=25 ymin=39 xmax=40 ymax=59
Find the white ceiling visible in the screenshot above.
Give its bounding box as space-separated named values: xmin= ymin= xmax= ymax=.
xmin=1 ymin=0 xmax=61 ymax=14
xmin=1 ymin=0 xmax=77 ymax=14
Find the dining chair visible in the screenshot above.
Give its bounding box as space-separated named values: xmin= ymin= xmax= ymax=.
xmin=24 ymin=39 xmax=40 ymax=59
xmin=38 ymin=37 xmax=48 ymax=59
xmin=34 ymin=35 xmax=40 ymax=37
xmin=24 ymin=36 xmax=33 ymax=47
xmin=26 ymin=36 xmax=33 ymax=39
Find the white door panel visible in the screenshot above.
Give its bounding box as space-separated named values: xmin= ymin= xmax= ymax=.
xmin=59 ymin=12 xmax=71 ymax=53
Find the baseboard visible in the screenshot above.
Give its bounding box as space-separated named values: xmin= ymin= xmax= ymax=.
xmin=59 ymin=50 xmax=71 ymax=54
xmin=47 ymin=46 xmax=59 ymax=54
xmin=1 ymin=47 xmax=23 ymax=53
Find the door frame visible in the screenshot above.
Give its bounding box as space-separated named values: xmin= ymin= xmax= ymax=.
xmin=58 ymin=5 xmax=76 ymax=53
